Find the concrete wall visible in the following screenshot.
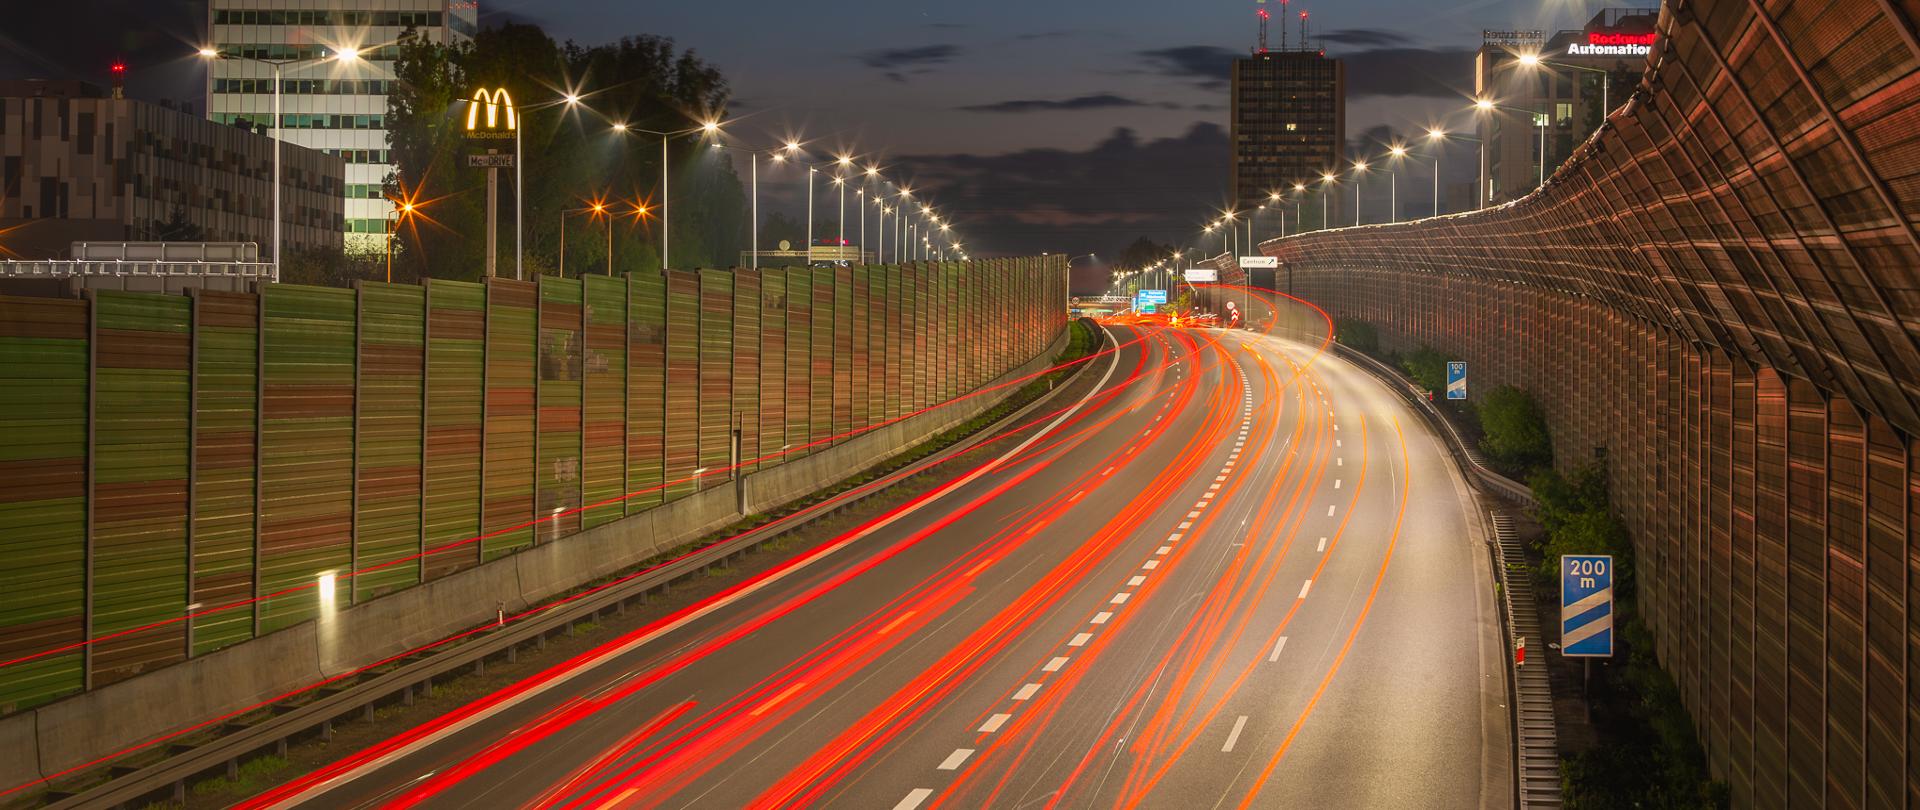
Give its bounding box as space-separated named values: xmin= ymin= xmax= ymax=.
xmin=0 ymin=324 xmax=1070 ymax=792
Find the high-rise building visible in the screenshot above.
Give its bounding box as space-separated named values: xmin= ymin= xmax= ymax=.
xmin=1228 ymin=30 xmax=1345 ymax=214
xmin=205 ymin=1 xmax=478 ymax=251
xmin=0 ymin=80 xmax=344 ymax=259
xmin=1475 ymin=8 xmax=1655 ymax=205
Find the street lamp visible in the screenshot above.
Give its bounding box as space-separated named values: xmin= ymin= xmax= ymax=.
xmin=199 ymin=44 xmax=366 ymax=282
xmin=1476 ymin=97 xmax=1547 ymax=193
xmin=383 ymin=196 xmax=417 ymax=284
xmin=610 ymin=119 xmax=722 ymax=270
xmin=1351 ymin=160 xmax=1368 ymax=226
xmin=1319 ymin=173 xmax=1336 ymax=230
xmin=1387 ymin=145 xmax=1408 ymax=223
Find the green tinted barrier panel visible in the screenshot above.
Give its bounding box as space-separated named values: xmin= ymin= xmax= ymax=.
xmin=757 ymin=271 xmax=788 ymax=469
xmin=784 ymin=269 xmax=812 ymax=460
xmin=731 ymin=271 xmax=761 ymax=474
xmin=89 ymin=291 xmax=192 ymax=684
xmin=423 ymin=279 xmax=485 ymax=579
xmin=626 ymin=272 xmax=666 ymax=513
xmin=831 ymin=267 xmax=852 ymax=443
xmin=697 ymin=271 xmax=733 ymax=491
xmin=851 ymin=268 xmax=871 ymax=436
xmin=191 ymin=291 xmax=258 ymax=655
xmin=537 ymin=277 xmax=585 ymax=539
xmin=0 ymin=296 xmax=88 ymax=711
xmin=355 ymin=283 xmax=425 ymax=600
xmin=809 ymin=271 xmax=832 ymax=449
xmin=258 ymin=285 xmax=356 ymax=634
xmin=581 ymin=274 xmax=627 ymax=529
xmin=662 ymin=271 xmax=700 ymax=502
xmin=483 ymin=280 xmax=537 ymax=561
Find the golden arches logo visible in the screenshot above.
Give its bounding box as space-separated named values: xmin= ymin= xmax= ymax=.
xmin=465 ymin=87 xmax=516 ymax=132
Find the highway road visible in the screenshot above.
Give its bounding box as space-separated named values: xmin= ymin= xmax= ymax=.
xmin=240 ymin=296 xmax=1510 ymax=810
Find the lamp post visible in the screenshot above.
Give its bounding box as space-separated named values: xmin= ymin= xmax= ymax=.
xmin=1476 ymin=98 xmax=1546 ymax=194
xmin=198 ymin=45 xmax=365 ymax=282
xmin=383 ymin=197 xmax=415 ymax=284
xmin=1519 ymin=52 xmax=1610 ymax=132
xmin=1386 ymin=145 xmax=1409 ymax=223
xmin=1319 ymin=173 xmax=1336 ymax=229
xmin=612 ymin=120 xmax=720 ymax=271
xmin=1351 ymin=160 xmax=1368 ymax=226
xmin=1426 ymin=129 xmax=1446 ymax=216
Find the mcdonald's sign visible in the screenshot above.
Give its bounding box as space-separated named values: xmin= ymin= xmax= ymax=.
xmin=465 ymin=87 xmax=516 ymax=140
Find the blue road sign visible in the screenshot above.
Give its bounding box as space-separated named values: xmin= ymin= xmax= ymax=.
xmin=1446 ymin=361 xmax=1467 ymax=400
xmin=1560 ymin=554 xmax=1614 ymax=657
xmin=1139 ymin=289 xmax=1168 ymax=304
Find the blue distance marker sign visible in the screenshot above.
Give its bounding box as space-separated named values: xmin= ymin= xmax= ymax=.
xmin=1559 ymin=554 xmax=1614 ymax=657
xmin=1446 ymin=361 xmax=1467 ymax=400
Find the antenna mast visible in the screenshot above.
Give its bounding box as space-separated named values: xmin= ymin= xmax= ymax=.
xmin=1300 ymin=10 xmax=1310 ymax=51
xmin=1257 ymin=0 xmax=1270 ymax=53
xmin=1281 ymin=0 xmax=1290 ymax=49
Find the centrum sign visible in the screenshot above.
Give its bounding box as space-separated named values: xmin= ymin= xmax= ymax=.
xmin=465 ymin=87 xmax=517 ymax=140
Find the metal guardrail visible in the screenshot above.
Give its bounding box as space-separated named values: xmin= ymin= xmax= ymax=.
xmin=45 ymin=322 xmax=1105 ymax=810
xmin=0 ymin=260 xmax=274 ymax=278
xmin=1326 ymin=342 xmax=1556 ymax=808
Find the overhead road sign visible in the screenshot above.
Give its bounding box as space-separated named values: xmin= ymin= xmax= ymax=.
xmin=1185 ymin=268 xmax=1218 ymax=283
xmin=1560 ymin=555 xmax=1614 ymax=657
xmin=1138 ymin=289 xmax=1167 ymax=304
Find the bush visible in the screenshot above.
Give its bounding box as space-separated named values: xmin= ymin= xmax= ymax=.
xmin=1335 ymin=318 xmax=1379 ymax=355
xmin=1400 ymin=344 xmax=1449 ymax=393
xmin=1528 ymin=464 xmax=1726 ymax=809
xmin=1477 ymin=385 xmax=1552 ymax=475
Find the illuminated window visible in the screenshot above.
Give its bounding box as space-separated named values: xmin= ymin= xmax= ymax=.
xmin=1285 ymin=122 xmax=1298 ymax=131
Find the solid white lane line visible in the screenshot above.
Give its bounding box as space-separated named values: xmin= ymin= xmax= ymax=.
xmin=1069 ymin=632 xmax=1092 ymax=647
xmin=938 ymin=749 xmax=974 ymax=770
xmin=1223 ymin=715 xmax=1249 ymax=752
xmin=1111 ymin=592 xmax=1132 ymax=604
xmin=1298 ymin=580 xmax=1313 ymax=599
xmin=1317 ymin=536 xmax=1328 ymax=552
xmin=1092 ymin=611 xmax=1112 ymax=624
xmin=979 ymin=713 xmax=1012 ymax=733
xmin=895 ymin=789 xmax=934 ymax=810
xmin=1044 ymin=657 xmax=1069 ymax=672
xmin=1128 ymin=575 xmax=1146 ymax=586
xmin=1014 ymin=683 xmax=1041 ymax=700
xmin=1070 ymin=490 xmax=1085 ymax=502
xmin=1268 ymin=636 xmax=1289 ymax=662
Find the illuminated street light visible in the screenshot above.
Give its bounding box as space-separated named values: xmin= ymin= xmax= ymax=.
xmin=198 ymin=42 xmax=372 ymax=281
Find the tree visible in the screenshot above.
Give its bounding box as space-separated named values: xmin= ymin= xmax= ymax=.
xmin=1114 ymin=236 xmax=1173 ymax=271
xmin=761 ymin=211 xmax=803 ymax=249
xmin=1400 ymin=345 xmax=1449 ymax=393
xmin=385 ymin=23 xmax=743 ymax=281
xmin=149 ymin=206 xmax=206 ymax=242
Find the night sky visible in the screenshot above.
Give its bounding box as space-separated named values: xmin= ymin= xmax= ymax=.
xmin=1 ymin=0 xmax=1623 ymax=259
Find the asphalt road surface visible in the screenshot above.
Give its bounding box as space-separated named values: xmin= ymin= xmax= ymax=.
xmin=242 ymin=298 xmax=1510 ymax=810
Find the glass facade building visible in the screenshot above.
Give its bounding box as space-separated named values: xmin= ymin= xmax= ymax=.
xmin=205 ymin=0 xmax=478 ymax=251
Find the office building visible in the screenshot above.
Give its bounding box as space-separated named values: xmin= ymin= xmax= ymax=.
xmin=0 ymin=80 xmax=344 ymax=259
xmin=1229 ymin=46 xmax=1345 ymax=214
xmin=206 ymin=0 xmax=478 ymax=251
xmin=1476 ymin=8 xmax=1656 ymax=205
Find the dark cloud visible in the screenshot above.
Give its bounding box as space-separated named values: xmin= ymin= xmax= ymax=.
xmin=1343 ymin=47 xmax=1475 ymax=98
xmin=890 ymin=122 xmax=1231 ymax=260
xmin=1313 ymin=29 xmax=1412 ymax=47
xmin=959 ymin=93 xmax=1176 ymax=114
xmin=1015 ymin=30 xmax=1075 ymax=41
xmin=1137 ymin=46 xmax=1239 ymax=89
xmin=857 ymin=44 xmax=964 ymax=70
